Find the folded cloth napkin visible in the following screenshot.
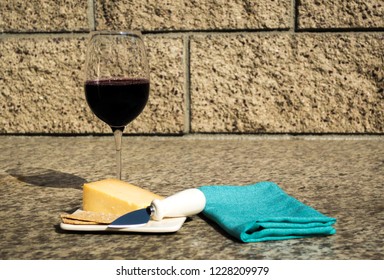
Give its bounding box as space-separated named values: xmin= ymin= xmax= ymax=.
xmin=198 ymin=182 xmax=336 ymax=242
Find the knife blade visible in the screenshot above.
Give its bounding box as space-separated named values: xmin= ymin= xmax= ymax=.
xmin=108 ymin=188 xmax=206 ymax=228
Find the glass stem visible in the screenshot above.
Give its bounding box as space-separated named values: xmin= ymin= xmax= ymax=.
xmin=113 ymin=128 xmax=124 ymax=180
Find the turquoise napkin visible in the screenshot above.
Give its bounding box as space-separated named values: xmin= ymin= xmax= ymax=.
xmin=198 ymin=182 xmax=336 ymax=242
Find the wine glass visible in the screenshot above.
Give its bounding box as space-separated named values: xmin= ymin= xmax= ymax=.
xmin=84 ymin=31 xmax=150 ymax=180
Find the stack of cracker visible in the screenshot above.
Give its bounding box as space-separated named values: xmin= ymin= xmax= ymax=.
xmin=60 ymin=210 xmax=119 ymax=225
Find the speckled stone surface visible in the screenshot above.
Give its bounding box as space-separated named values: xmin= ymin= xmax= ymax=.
xmin=298 ymin=0 xmax=384 ymax=29
xmin=190 ymin=33 xmax=384 ymax=133
xmin=94 ymin=0 xmax=290 ymax=31
xmin=0 ymin=35 xmax=185 ymax=134
xmin=0 ymin=135 xmax=383 ymax=260
xmin=0 ymin=0 xmax=89 ymax=32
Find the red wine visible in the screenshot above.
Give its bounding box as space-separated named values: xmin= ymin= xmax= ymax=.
xmin=85 ymin=78 xmax=149 ymax=129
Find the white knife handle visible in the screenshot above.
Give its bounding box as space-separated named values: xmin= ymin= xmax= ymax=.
xmin=151 ymin=189 xmax=206 ymax=221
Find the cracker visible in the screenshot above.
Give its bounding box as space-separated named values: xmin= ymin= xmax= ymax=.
xmin=60 ymin=210 xmax=119 ymax=225
xmin=61 ymin=217 xmax=99 ymax=225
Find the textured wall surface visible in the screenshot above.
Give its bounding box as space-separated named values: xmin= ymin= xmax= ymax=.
xmin=0 ymin=0 xmax=383 ymax=134
xmin=0 ymin=1 xmax=89 ymax=32
xmin=298 ymin=0 xmax=384 ymax=29
xmin=95 ymin=0 xmax=291 ymax=30
xmin=190 ymin=33 xmax=383 ymax=133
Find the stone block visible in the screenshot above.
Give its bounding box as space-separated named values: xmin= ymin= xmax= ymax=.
xmin=0 ymin=36 xmax=90 ymax=133
xmin=0 ymin=0 xmax=89 ymax=32
xmin=95 ymin=0 xmax=291 ymax=31
xmin=0 ymin=35 xmax=185 ymax=134
xmin=298 ymin=0 xmax=384 ymax=29
xmin=190 ymin=33 xmax=384 ymax=133
xmin=139 ymin=35 xmax=185 ymax=134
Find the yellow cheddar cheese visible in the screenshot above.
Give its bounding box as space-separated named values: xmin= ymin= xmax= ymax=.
xmin=82 ymin=178 xmax=163 ymax=216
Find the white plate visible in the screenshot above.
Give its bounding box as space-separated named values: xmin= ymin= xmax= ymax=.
xmin=60 ymin=216 xmax=187 ymax=233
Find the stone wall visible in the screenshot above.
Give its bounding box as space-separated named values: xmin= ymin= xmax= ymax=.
xmin=0 ymin=0 xmax=383 ymax=134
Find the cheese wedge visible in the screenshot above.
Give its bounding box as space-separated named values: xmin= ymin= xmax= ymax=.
xmin=82 ymin=178 xmax=163 ymax=216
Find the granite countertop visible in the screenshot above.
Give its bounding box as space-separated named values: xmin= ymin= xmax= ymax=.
xmin=0 ymin=135 xmax=383 ymax=260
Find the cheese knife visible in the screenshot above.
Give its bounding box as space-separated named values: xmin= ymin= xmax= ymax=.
xmin=108 ymin=188 xmax=206 ymax=228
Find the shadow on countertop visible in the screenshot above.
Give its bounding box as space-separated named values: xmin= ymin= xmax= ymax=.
xmin=6 ymin=167 xmax=86 ymax=189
